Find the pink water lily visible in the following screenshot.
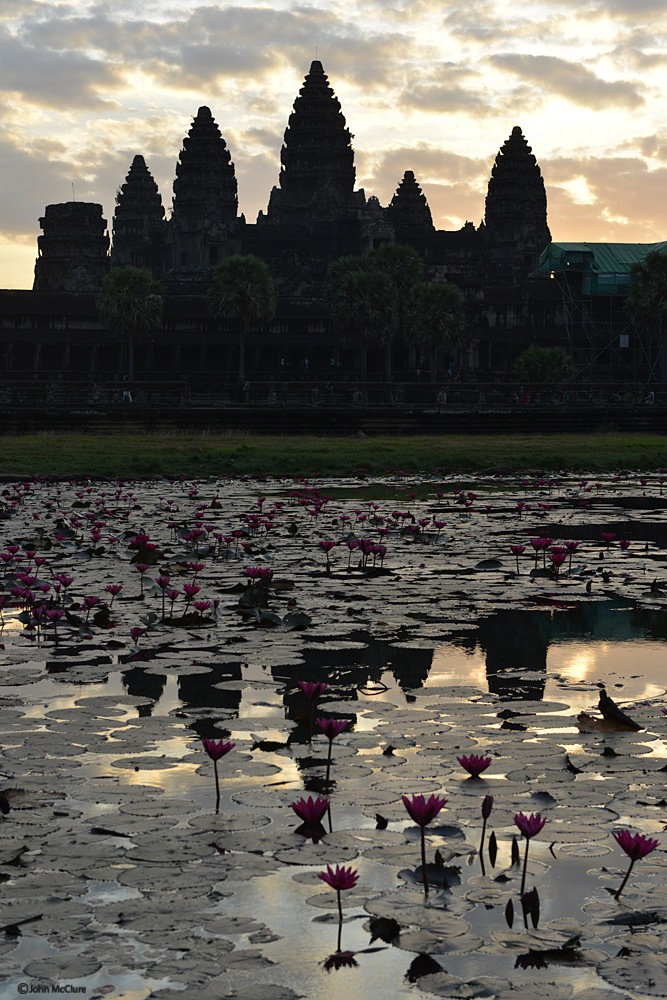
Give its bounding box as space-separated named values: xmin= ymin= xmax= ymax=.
xmin=457 ymin=753 xmax=492 ymax=778
xmin=510 ymin=544 xmax=525 ymax=573
xmin=319 ymin=863 xmax=358 ymax=891
xmin=299 ymin=680 xmax=327 ymax=742
xmin=317 ymin=717 xmax=350 ymax=786
xmin=201 ymin=738 xmax=235 ymax=813
xmin=291 ymin=795 xmax=329 ymax=826
xmin=316 ymin=718 xmax=349 ymax=741
xmin=612 ymin=829 xmax=659 ymax=899
xmin=514 ymin=812 xmax=547 ymax=839
xmin=402 ymin=793 xmax=447 ymax=897
xmin=298 ymin=680 xmax=327 ymax=701
xmin=515 ymin=812 xmax=547 ymax=894
xmin=319 ymin=863 xmax=359 ymax=950
xmin=402 ymin=793 xmax=446 ymax=828
xmin=201 ymin=738 xmax=235 ymax=761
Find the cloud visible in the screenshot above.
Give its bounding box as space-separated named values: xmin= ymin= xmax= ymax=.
xmin=0 ymin=130 xmax=73 ymax=237
xmin=0 ymin=26 xmax=123 ymax=109
xmin=400 ymin=63 xmax=489 ymax=115
xmin=543 ymin=153 xmax=667 ymax=241
xmin=488 ymin=53 xmax=644 ymax=110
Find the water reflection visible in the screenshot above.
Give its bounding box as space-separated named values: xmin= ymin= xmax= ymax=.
xmin=13 ymin=601 xmax=667 ymax=719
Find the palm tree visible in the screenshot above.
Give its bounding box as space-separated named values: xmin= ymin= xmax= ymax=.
xmin=208 ymin=255 xmax=276 ymax=385
xmin=407 ymin=280 xmax=466 ymax=380
xmin=97 ymin=266 xmax=164 ymax=381
xmin=511 ymin=345 xmax=576 ymax=382
xmin=625 ymin=251 xmax=667 ymax=382
xmin=324 ymin=256 xmax=397 ymax=380
xmin=368 ymin=244 xmax=422 ymax=379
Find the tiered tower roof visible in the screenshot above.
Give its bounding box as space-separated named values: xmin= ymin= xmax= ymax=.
xmin=172 ymin=106 xmax=238 ymax=233
xmin=484 ymin=126 xmax=551 ymax=251
xmin=388 ymin=170 xmax=434 ymax=233
xmin=112 ymin=155 xmax=165 ymax=265
xmin=266 ymin=61 xmax=355 ymax=224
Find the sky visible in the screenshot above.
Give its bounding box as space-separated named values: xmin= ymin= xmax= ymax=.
xmin=1 ymin=0 xmax=667 ymax=289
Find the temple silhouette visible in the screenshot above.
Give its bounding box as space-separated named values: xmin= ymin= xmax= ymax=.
xmin=0 ymin=60 xmax=662 ymax=403
xmin=33 ymin=61 xmax=551 ymax=297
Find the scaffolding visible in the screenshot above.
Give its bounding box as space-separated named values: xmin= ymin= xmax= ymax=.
xmin=535 ymin=242 xmax=667 ymax=382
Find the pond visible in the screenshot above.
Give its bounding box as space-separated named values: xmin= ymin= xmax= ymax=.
xmin=1 ymin=471 xmax=667 ymax=999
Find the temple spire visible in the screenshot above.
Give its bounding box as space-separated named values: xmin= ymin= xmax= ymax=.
xmin=112 ymin=154 xmax=165 ymax=271
xmin=265 ymin=61 xmax=356 ymax=225
xmin=387 ymin=170 xmax=434 ymax=235
xmin=484 ymin=126 xmax=550 ymax=256
xmin=169 ymin=106 xmax=238 ymax=274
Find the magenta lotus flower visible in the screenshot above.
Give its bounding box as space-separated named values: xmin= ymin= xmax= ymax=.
xmin=299 ymin=681 xmax=328 ymax=742
xmin=317 ymin=718 xmax=349 ymax=741
xmin=291 ymin=795 xmax=329 ymax=826
xmin=245 ymin=566 xmax=272 ymax=580
xmin=549 ymin=551 xmax=566 ymax=573
xmin=319 ymin=863 xmax=359 ymax=950
xmin=201 ymin=738 xmax=235 ymax=813
xmin=457 ymin=754 xmax=492 ymax=778
xmin=317 ymin=717 xmax=349 ymax=786
xmin=403 ymin=793 xmax=447 ymax=897
xmin=515 ymin=812 xmax=547 ymax=894
xmin=515 ymin=812 xmax=546 ymax=839
xmin=299 ymin=680 xmax=328 ymax=701
xmin=600 ymin=531 xmax=616 ymax=547
xmin=619 ymin=539 xmax=630 ymax=550
xmin=105 ymin=583 xmax=123 ymax=606
xmin=202 ymin=738 xmax=235 ymax=761
xmin=613 ymin=829 xmax=659 ymax=862
xmin=402 ymin=793 xmax=446 ymax=828
xmin=130 ymin=626 xmax=147 ymax=645
xmin=612 ymin=829 xmax=659 ymax=900
xmin=510 ymin=543 xmax=526 ymax=573
xmin=319 ymin=863 xmax=359 ymax=891
xmin=183 ymin=582 xmax=201 ymax=600
xmin=46 ymin=606 xmax=64 ymax=642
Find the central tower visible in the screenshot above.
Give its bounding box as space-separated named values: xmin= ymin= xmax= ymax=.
xmin=264 ymin=61 xmax=356 ymax=227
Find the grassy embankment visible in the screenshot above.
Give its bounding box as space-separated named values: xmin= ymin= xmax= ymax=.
xmin=0 ymin=432 xmax=664 ymax=479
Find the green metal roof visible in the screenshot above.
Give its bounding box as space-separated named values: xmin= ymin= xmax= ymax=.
xmin=536 ymin=241 xmax=667 ymax=295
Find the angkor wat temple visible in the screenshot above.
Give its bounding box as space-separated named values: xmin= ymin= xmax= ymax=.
xmin=0 ymin=60 xmax=659 ymax=398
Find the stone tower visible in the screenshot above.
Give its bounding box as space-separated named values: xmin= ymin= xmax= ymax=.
xmin=112 ymin=155 xmax=165 ymax=271
xmin=169 ymin=106 xmax=238 ymax=274
xmin=387 ymin=170 xmax=435 ymax=239
xmin=33 ymin=202 xmax=110 ymax=292
xmin=484 ymin=126 xmax=551 ymax=266
xmin=264 ymin=60 xmax=356 ymax=227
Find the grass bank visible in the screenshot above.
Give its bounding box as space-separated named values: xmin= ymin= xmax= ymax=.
xmin=0 ymin=431 xmax=665 ymax=479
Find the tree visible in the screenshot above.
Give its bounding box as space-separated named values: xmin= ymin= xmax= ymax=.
xmin=324 ymin=255 xmax=397 ymax=380
xmin=511 ymin=345 xmax=576 ymax=382
xmin=208 ymin=254 xmax=276 ymax=385
xmin=97 ymin=266 xmax=164 ymax=381
xmin=407 ymin=280 xmax=466 ymax=379
xmin=625 ymin=251 xmax=667 ymax=382
xmin=368 ymin=244 xmax=422 ymax=379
